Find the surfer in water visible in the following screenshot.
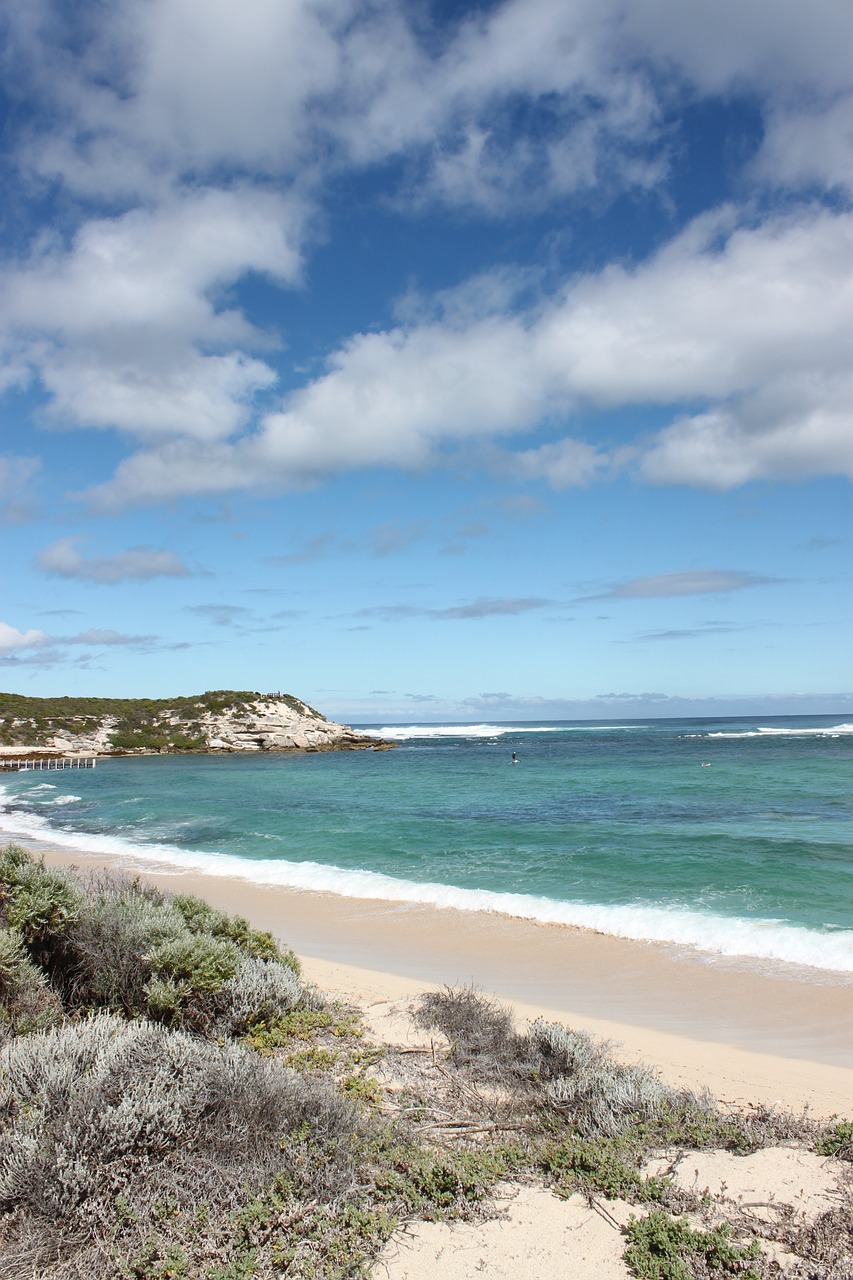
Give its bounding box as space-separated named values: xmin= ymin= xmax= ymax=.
xmin=511 ymin=751 xmax=518 ymax=764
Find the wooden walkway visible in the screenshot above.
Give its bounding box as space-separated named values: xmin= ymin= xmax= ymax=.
xmin=0 ymin=755 xmax=97 ymax=772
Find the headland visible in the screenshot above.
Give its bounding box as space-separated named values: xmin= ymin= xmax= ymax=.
xmin=0 ymin=689 xmax=391 ymax=756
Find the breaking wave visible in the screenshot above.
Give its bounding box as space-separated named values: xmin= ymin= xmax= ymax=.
xmin=1 ymin=798 xmax=850 ymax=975
xmin=355 ymin=723 xmax=634 ymax=740
xmin=687 ymin=723 xmax=853 ymax=739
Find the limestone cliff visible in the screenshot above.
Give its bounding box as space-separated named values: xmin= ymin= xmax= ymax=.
xmin=0 ymin=690 xmax=390 ymax=756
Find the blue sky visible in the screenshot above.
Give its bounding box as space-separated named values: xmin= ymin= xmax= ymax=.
xmin=1 ymin=0 xmax=851 ymax=723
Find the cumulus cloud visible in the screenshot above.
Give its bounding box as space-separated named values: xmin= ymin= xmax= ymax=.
xmin=80 ymin=205 xmax=853 ymax=507
xmin=1 ymin=0 xmax=851 ymax=514
xmin=1 ymin=190 xmax=301 ymax=444
xmin=36 ymin=537 xmax=190 ymax=583
xmin=7 ymin=0 xmax=850 ymax=213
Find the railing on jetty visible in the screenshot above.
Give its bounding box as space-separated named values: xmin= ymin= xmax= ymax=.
xmin=0 ymin=756 xmax=97 ymax=772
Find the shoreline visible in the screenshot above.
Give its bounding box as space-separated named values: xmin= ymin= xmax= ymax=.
xmin=24 ymin=841 xmax=853 ymax=1119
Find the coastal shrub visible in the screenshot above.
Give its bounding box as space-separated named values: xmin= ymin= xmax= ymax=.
xmin=413 ymin=984 xmax=525 ymax=1072
xmin=654 ymin=1096 xmax=810 ymax=1156
xmin=815 ymin=1118 xmax=853 ymax=1160
xmin=146 ymin=930 xmax=243 ymax=990
xmin=0 ymin=1012 xmax=361 ymax=1254
xmin=373 ymin=1138 xmax=517 ymax=1219
xmin=0 ymin=846 xmax=82 ymax=972
xmin=413 ymin=988 xmax=682 ymax=1138
xmin=0 ymin=851 xmax=308 ymax=1032
xmin=789 ymin=1205 xmax=853 ymax=1280
xmin=170 ymin=891 xmax=298 ymax=970
xmin=0 ymin=927 xmax=63 ymax=1035
xmin=220 ymin=955 xmax=302 ymax=1031
xmin=65 ymin=885 xmax=186 ymax=1014
xmin=530 ymin=1019 xmax=674 ymax=1137
xmin=0 ymin=927 xmax=36 ymax=1000
xmin=143 ymin=932 xmax=243 ymax=1030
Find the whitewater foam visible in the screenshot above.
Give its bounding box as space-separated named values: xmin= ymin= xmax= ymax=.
xmin=687 ymin=723 xmax=853 ymax=739
xmin=2 ymin=801 xmax=851 ymax=974
xmin=356 ymin=723 xmax=633 ymax=740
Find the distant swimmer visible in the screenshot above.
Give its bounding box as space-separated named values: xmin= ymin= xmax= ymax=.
xmin=511 ymin=751 xmax=518 ymax=764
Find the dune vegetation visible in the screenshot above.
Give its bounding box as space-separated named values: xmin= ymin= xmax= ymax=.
xmin=0 ymin=844 xmax=850 ymax=1279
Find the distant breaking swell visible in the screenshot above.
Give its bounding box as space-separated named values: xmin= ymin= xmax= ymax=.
xmin=3 ymin=806 xmax=852 ymax=976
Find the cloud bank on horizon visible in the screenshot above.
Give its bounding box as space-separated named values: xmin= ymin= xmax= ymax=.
xmin=0 ymin=0 xmax=850 ymax=711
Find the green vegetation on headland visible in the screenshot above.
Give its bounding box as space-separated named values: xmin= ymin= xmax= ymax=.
xmin=1 ymin=844 xmax=850 ymax=1279
xmin=0 ymin=689 xmax=329 ymax=753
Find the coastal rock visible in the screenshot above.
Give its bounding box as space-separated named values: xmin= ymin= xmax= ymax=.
xmin=195 ymin=697 xmax=377 ymax=754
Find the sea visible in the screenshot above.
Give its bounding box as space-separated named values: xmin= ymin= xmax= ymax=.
xmin=1 ymin=715 xmax=852 ymax=976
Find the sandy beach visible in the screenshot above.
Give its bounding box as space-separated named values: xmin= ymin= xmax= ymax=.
xmin=31 ymin=843 xmax=853 ymax=1118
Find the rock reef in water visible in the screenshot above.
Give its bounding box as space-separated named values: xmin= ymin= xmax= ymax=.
xmin=0 ymin=690 xmax=392 ymax=756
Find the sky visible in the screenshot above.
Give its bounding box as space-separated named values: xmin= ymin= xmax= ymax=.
xmin=0 ymin=0 xmax=851 ymax=724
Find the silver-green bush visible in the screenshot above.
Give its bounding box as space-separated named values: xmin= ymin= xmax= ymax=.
xmin=221 ymin=954 xmax=302 ymax=1029
xmin=0 ymin=927 xmax=62 ymax=1035
xmin=67 ymin=888 xmax=186 ymax=1013
xmin=529 ymin=1018 xmax=674 ymax=1136
xmin=0 ymin=1011 xmax=359 ymax=1221
xmin=0 ymin=847 xmax=82 ymax=963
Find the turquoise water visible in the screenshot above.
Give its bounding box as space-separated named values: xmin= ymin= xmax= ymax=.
xmin=2 ymin=716 xmax=852 ymax=972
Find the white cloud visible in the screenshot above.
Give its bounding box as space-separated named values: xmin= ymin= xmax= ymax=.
xmin=11 ymin=0 xmax=850 ymax=217
xmin=1 ymin=0 xmax=851 ymax=515
xmin=751 ymin=96 xmax=853 ymax=193
xmin=8 ymin=0 xmax=349 ymax=197
xmin=36 ymin=537 xmax=190 ymax=583
xmin=81 ymin=205 xmax=853 ymax=506
xmin=1 ymin=189 xmax=301 ymax=441
xmin=0 ymin=621 xmax=161 ymax=666
xmin=615 ymin=0 xmax=853 ymax=193
xmin=509 ymin=438 xmax=611 ymax=488
xmin=0 ymin=622 xmax=50 ymax=655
